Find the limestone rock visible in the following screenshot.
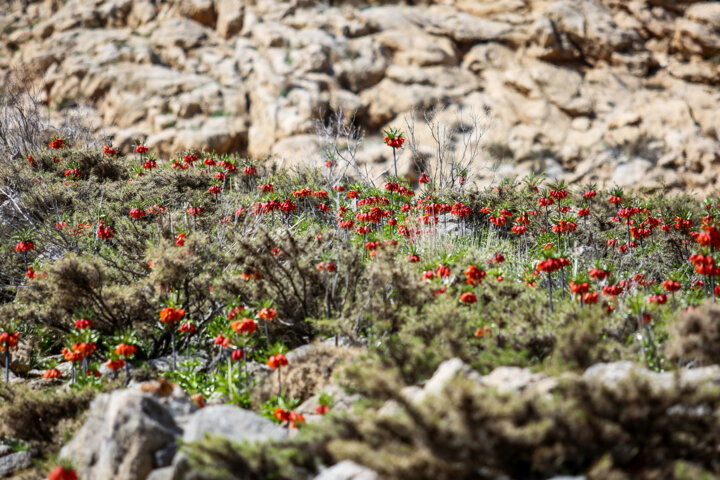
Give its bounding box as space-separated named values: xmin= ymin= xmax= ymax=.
xmin=60 ymin=389 xmax=183 ymax=480
xmin=0 ymin=451 xmax=32 ymax=478
xmin=314 ymin=461 xmax=379 ymax=480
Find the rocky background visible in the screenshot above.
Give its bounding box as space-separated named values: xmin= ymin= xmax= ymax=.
xmin=1 ymin=0 xmax=719 ymax=190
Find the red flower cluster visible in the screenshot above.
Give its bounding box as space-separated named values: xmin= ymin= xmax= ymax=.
xmin=0 ymin=331 xmax=21 ymax=351
xmin=49 ymin=138 xmax=66 ymax=149
xmin=688 ymin=254 xmax=719 ymax=276
xmin=460 ymin=292 xmax=477 ymax=304
xmin=47 ymin=466 xmax=78 ymax=480
xmin=129 ymin=208 xmax=146 ymax=220
xmin=536 ymin=257 xmax=569 ymax=273
xmin=14 ymin=240 xmax=35 ymax=252
xmin=267 ymin=353 xmax=289 ymax=369
xmin=103 ymin=144 xmax=119 ymax=156
xmin=274 ymin=408 xmax=305 ymax=428
xmin=43 ymin=368 xmax=62 ymax=379
xmin=179 ymin=322 xmax=196 ymax=334
xmin=552 ymin=220 xmax=577 ymax=234
xmin=589 ymin=268 xmax=609 ymax=281
xmin=317 ymin=261 xmax=338 ymax=272
xmin=231 ymin=318 xmax=257 ymax=334
xmin=662 ymin=280 xmax=681 ymax=292
xmin=115 ymin=343 xmax=137 ymax=357
xmin=74 ymin=318 xmax=93 ymax=329
xmin=97 ymin=221 xmax=115 ymax=239
xmin=159 ymin=307 xmax=186 ymax=325
xmin=105 ymin=359 xmax=125 ymax=370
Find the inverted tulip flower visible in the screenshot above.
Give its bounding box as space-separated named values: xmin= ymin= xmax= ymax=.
xmin=159 ymin=306 xmax=185 ymax=371
xmin=383 ymin=127 xmax=405 ymax=178
xmin=267 ymin=353 xmax=289 ymax=398
xmin=0 ymin=329 xmax=21 ymax=383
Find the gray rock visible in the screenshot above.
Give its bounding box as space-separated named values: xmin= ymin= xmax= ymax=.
xmin=611 ymin=158 xmax=653 ymax=188
xmin=162 ymin=405 xmax=288 ymax=480
xmin=146 ymin=466 xmax=174 ymax=480
xmin=0 ymin=451 xmax=32 ymax=478
xmin=314 ymin=460 xmax=379 ymax=480
xmin=60 ymin=389 xmax=182 ymax=480
xmin=0 ymin=445 xmax=12 ymax=457
xmin=182 ymin=405 xmax=287 ymax=444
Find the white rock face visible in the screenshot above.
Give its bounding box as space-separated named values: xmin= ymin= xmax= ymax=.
xmin=2 ymin=0 xmax=720 ymax=192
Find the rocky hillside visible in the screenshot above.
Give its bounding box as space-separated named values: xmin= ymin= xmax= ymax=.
xmin=1 ymin=0 xmax=719 ymax=191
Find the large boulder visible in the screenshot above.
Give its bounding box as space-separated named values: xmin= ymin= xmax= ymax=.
xmin=152 ymin=405 xmax=287 ymax=480
xmin=60 ymin=387 xmax=185 ymax=480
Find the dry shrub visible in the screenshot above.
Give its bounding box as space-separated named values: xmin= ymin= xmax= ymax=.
xmin=0 ymin=383 xmax=96 ymax=448
xmin=221 ymin=229 xmax=365 ymax=347
xmin=16 ymin=253 xmax=155 ymax=333
xmin=252 ymin=343 xmax=362 ymax=407
xmin=552 ymin=308 xmax=631 ymax=370
xmin=666 ymin=302 xmax=720 ymax=366
xmin=189 ymin=362 xmax=720 ymax=480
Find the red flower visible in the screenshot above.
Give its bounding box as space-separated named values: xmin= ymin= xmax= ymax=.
xmin=25 ymin=266 xmax=36 ymax=279
xmin=583 ymin=292 xmax=599 ymax=304
xmin=475 ymin=326 xmax=490 ymax=338
xmin=175 ymin=233 xmax=186 ymax=246
xmin=179 ymin=322 xmax=196 ymax=334
xmin=258 ymin=183 xmax=274 ymax=193
xmin=231 ymin=349 xmax=245 ymax=361
xmin=159 ymin=307 xmax=185 ymax=325
xmin=135 ymin=144 xmax=149 ymax=154
xmin=435 ymin=264 xmax=450 ymax=278
xmin=569 ymin=281 xmax=590 ymax=295
xmin=258 ymin=308 xmax=276 ymax=321
xmin=43 ymin=368 xmax=61 ymax=379
xmin=47 ymin=466 xmax=78 ymax=480
xmin=97 ymin=222 xmax=115 ymax=239
xmin=583 ymin=190 xmax=596 ymax=199
xmin=103 ymin=144 xmax=119 ymax=156
xmin=243 ymin=165 xmax=257 ymax=176
xmin=192 ymin=393 xmax=205 ymax=408
xmin=649 ymin=294 xmax=667 ymax=305
xmin=662 ymin=280 xmax=681 ymax=292
xmin=274 ymin=408 xmax=289 ymax=422
xmin=407 ymin=254 xmax=420 ymax=263
xmin=288 ymin=411 xmax=305 ymax=428
xmin=214 ymin=334 xmax=230 ymax=348
xmin=589 ymin=268 xmax=609 ymax=281
xmin=105 ymin=359 xmax=125 ymax=370
xmin=231 ymin=318 xmax=257 ymax=335
xmin=74 ymin=318 xmax=93 ymax=329
xmin=383 ymin=128 xmax=405 ymax=149
xmin=115 ymin=343 xmax=137 ymax=357
xmin=0 ymin=331 xmax=21 ymax=351
xmin=419 ymin=172 xmax=430 ymax=184
xmin=129 ymin=208 xmax=146 ymax=220
xmin=267 ymin=353 xmax=288 ymax=369
xmin=464 ymin=265 xmax=486 ymax=286
xmin=315 ymin=405 xmax=330 ymax=415
xmin=460 ymin=292 xmax=477 ymax=304
xmin=49 ymin=138 xmax=66 ymax=149
xmin=14 ymin=240 xmax=35 ymax=252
